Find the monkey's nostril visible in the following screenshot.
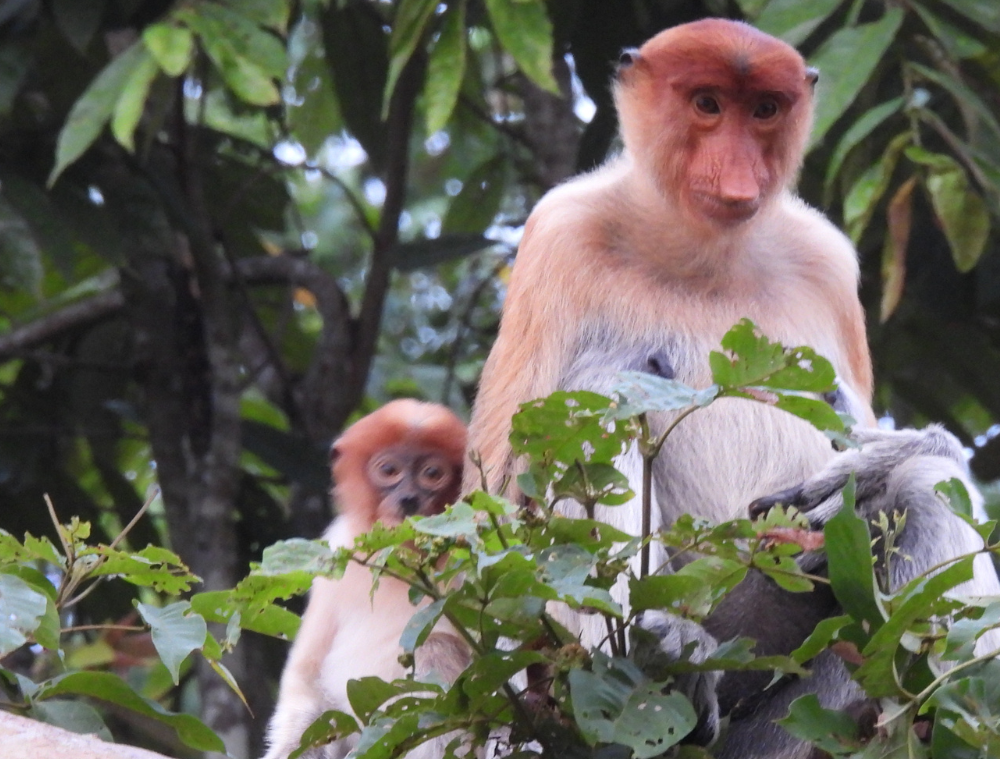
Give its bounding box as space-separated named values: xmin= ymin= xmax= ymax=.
xmin=400 ymin=495 xmax=421 ymax=515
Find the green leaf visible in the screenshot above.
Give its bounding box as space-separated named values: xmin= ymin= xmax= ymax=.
xmin=710 ymin=319 xmax=837 ymax=392
xmin=569 ymin=654 xmax=697 ymax=757
xmin=807 ymin=8 xmax=904 ymax=148
xmin=49 ymin=42 xmax=148 ymax=185
xmin=136 ymin=601 xmax=209 ymax=685
xmin=910 ymin=3 xmax=986 ymax=60
xmin=856 ymin=558 xmax=974 ymax=697
xmin=383 ymin=0 xmax=439 ymax=117
xmin=921 ymin=154 xmax=990 ymax=272
xmin=290 ymin=710 xmax=361 ymax=759
xmin=843 ymin=132 xmax=910 ymax=243
xmin=943 ymin=601 xmax=1000 ymax=661
xmin=483 ymin=0 xmax=557 ymax=93
xmin=36 ymin=671 xmax=224 ymax=751
xmin=143 ymin=23 xmax=194 ymax=77
xmin=88 ymin=545 xmax=198 ymax=594
xmin=425 ymin=1 xmax=466 ymax=134
xmin=935 ymin=0 xmax=1000 ymax=34
xmin=220 ymin=0 xmax=290 ymax=33
xmin=0 ymin=573 xmax=48 ymax=655
xmin=0 ymin=198 xmax=43 ymax=292
xmin=777 ymin=694 xmax=861 ymax=755
xmin=755 ymin=0 xmax=845 ymax=46
xmin=824 ymin=476 xmax=882 ymax=630
xmin=179 ymin=7 xmax=282 ymax=106
xmin=53 ymin=0 xmax=105 ymax=54
xmin=399 ymin=598 xmax=446 ymax=653
xmin=111 ymin=49 xmax=159 ymax=151
xmin=286 ymin=17 xmax=342 ymax=154
xmin=387 ymin=232 xmax=495 ymax=272
xmin=190 ymin=590 xmax=301 ymax=640
xmin=31 ymin=700 xmax=113 ymax=741
xmin=791 ymin=614 xmax=852 ymax=664
xmin=909 ymin=63 xmax=1000 ymax=144
xmin=609 ymin=372 xmax=717 ymax=420
xmin=442 ymin=156 xmax=506 ymax=234
xmin=824 ymin=96 xmax=905 ymax=196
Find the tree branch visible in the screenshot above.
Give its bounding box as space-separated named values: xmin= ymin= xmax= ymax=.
xmin=0 ymin=290 xmax=124 ymax=358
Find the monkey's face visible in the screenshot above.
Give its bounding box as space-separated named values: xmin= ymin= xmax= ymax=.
xmin=366 ymin=444 xmax=460 ymax=524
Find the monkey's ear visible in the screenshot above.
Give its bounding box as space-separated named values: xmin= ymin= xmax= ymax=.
xmin=330 ymin=442 xmax=342 ymax=465
xmin=616 ymin=48 xmax=641 ymax=74
xmin=805 ymin=67 xmax=819 ymax=87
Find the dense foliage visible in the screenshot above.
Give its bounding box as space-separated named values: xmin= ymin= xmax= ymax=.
xmin=2 ymin=0 xmax=1000 ymax=756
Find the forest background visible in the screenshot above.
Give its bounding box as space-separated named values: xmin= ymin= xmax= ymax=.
xmin=2 ymin=0 xmax=1000 ymax=756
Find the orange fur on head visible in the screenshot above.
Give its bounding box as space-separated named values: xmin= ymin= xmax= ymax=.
xmin=331 ymin=399 xmax=466 ymax=527
xmin=614 ymin=19 xmax=815 ymax=228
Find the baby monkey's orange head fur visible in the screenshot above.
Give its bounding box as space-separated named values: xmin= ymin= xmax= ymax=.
xmin=614 ymin=18 xmax=817 ymax=228
xmin=332 ymin=399 xmax=466 ymax=527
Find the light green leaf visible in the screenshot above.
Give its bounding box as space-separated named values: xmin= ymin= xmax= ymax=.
xmin=49 ymin=42 xmax=148 ymax=185
xmin=807 ymin=8 xmax=904 ymax=148
xmin=197 ymin=4 xmax=287 ymax=78
xmin=143 ymin=23 xmax=194 ymax=77
xmin=384 ymin=0 xmax=439 ymax=116
xmin=777 ymin=694 xmax=861 ymax=755
xmin=824 ymin=96 xmax=905 ymax=195
xmin=824 ymin=476 xmax=882 ymax=629
xmin=136 ymin=601 xmax=209 ymax=685
xmin=111 ymin=49 xmax=159 ymax=151
xmin=483 ymin=0 xmax=557 ymax=93
xmin=0 ymin=573 xmax=48 ymax=656
xmin=756 ymin=0 xmax=845 ymax=46
xmin=425 ymin=0 xmax=466 ymax=134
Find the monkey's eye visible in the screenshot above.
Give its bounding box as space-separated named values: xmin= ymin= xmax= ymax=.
xmin=417 ymin=456 xmax=451 ymax=489
xmin=753 ymin=99 xmax=779 ymax=120
xmin=693 ymin=94 xmax=721 ymax=116
xmin=368 ymin=455 xmax=404 ymax=486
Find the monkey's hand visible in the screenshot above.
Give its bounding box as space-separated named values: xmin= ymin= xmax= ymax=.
xmin=637 ymin=610 xmax=721 ymax=746
xmin=747 ymin=425 xmax=967 ymax=529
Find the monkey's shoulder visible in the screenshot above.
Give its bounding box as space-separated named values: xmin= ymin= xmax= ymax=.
xmin=768 ymin=195 xmax=859 ymax=272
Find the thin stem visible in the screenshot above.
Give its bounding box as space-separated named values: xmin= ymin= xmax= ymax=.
xmin=109 ymin=488 xmax=158 ymax=550
xmin=61 ymin=624 xmax=146 ymax=634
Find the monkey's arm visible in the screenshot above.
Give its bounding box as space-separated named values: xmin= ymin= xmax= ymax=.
xmin=465 ymin=209 xmax=586 ymax=495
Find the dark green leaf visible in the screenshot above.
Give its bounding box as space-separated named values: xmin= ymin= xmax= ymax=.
xmin=807 ymin=9 xmax=904 ymax=148
xmin=910 ymin=3 xmax=986 ymax=59
xmin=442 ymin=156 xmax=506 ymax=234
xmin=824 ymin=96 xmax=905 ymax=195
xmin=0 ymin=198 xmax=43 ymax=293
xmin=53 ymin=0 xmax=106 ymax=54
xmin=36 ymin=671 xmax=224 ymax=751
xmin=290 ymin=710 xmax=360 ymax=759
xmin=935 ymin=0 xmax=1000 ymax=34
xmin=31 ymin=700 xmax=113 ymax=741
xmin=399 ymin=598 xmax=446 ymax=653
xmin=791 ymin=614 xmax=852 ymax=664
xmin=824 ymin=476 xmax=882 ymax=629
xmin=777 ymin=694 xmax=861 ymax=754
xmin=387 ymin=233 xmax=496 ymax=272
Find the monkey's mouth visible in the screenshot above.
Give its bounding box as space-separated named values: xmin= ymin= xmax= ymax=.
xmin=693 ymin=193 xmax=760 ymax=224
